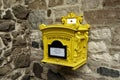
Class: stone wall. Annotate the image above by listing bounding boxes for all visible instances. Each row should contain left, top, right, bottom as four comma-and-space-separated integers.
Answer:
0, 0, 120, 80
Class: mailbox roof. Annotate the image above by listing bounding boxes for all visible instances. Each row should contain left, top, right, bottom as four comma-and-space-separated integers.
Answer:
40, 24, 90, 31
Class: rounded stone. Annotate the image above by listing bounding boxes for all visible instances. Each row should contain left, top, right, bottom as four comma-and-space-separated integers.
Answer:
0, 21, 15, 32
32, 41, 39, 48
47, 9, 51, 17
12, 31, 20, 38
12, 5, 30, 19
13, 36, 27, 47
3, 10, 13, 19
14, 53, 30, 68
47, 69, 66, 80
32, 62, 43, 79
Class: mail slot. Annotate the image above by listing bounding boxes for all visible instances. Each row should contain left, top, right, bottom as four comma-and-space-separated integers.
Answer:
48, 40, 67, 59
39, 13, 90, 70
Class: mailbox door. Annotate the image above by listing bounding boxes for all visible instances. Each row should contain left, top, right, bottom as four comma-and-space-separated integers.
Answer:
42, 29, 75, 66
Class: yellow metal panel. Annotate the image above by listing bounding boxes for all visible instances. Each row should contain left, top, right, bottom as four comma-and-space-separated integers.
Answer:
39, 13, 90, 70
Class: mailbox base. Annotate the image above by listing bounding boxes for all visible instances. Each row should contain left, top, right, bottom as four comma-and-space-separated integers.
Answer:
42, 58, 87, 70
72, 60, 86, 70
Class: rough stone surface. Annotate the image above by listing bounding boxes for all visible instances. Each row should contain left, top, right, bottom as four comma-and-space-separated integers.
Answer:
3, 0, 11, 8
0, 57, 4, 66
97, 77, 109, 80
21, 74, 30, 80
3, 0, 23, 8
0, 65, 12, 76
82, 0, 101, 11
49, 0, 64, 7
0, 1, 2, 8
0, 38, 4, 48
90, 53, 112, 62
47, 69, 66, 80
112, 27, 120, 45
103, 0, 120, 8
0, 1, 32, 79
4, 49, 11, 57
12, 31, 20, 38
79, 74, 98, 80
0, 21, 15, 32
28, 10, 46, 29
87, 57, 109, 73
84, 9, 120, 24
1, 34, 12, 42
25, 0, 29, 5
33, 62, 43, 79
0, 49, 2, 55
12, 5, 30, 19
11, 72, 21, 80
0, 10, 2, 19
88, 41, 107, 54
13, 36, 27, 47
65, 0, 78, 4
90, 28, 111, 41
3, 10, 13, 19
30, 30, 42, 39
28, 0, 47, 9
0, 33, 12, 46
53, 5, 80, 19
113, 54, 120, 62
12, 48, 22, 55
14, 53, 30, 68
17, 21, 31, 36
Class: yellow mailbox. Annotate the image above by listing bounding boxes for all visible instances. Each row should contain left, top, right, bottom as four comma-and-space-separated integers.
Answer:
39, 13, 90, 70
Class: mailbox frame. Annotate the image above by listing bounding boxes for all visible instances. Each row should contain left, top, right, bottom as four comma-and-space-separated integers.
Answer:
39, 13, 90, 70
